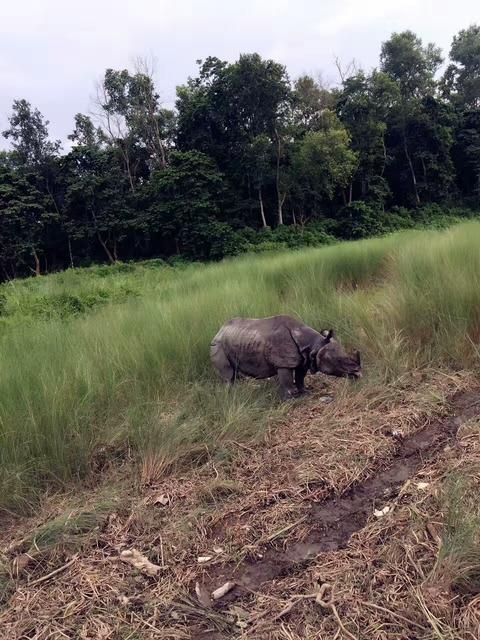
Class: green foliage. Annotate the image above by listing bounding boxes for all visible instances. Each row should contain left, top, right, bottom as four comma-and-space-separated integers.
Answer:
146, 150, 227, 257
380, 30, 443, 98
2, 99, 61, 166
335, 201, 385, 239
292, 124, 358, 202
0, 260, 176, 328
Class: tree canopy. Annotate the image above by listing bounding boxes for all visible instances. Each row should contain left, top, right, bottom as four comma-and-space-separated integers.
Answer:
1, 27, 480, 278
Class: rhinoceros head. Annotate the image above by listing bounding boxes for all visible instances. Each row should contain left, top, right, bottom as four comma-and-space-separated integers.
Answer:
311, 330, 362, 379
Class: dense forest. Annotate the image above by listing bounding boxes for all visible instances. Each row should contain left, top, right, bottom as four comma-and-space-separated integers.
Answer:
0, 26, 479, 278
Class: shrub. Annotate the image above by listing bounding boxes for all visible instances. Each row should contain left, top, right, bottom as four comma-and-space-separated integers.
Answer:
335, 201, 385, 239
248, 240, 288, 253
182, 220, 250, 261
382, 207, 416, 231
270, 224, 335, 248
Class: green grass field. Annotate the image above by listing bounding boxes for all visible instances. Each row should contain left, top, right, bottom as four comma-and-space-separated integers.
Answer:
2, 222, 480, 512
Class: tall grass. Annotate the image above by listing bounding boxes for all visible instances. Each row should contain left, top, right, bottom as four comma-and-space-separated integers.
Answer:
2, 222, 480, 511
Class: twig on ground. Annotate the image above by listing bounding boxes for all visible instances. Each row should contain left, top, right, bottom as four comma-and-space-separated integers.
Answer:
315, 583, 358, 640
27, 555, 78, 587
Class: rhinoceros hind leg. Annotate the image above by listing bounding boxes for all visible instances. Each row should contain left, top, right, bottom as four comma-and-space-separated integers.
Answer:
211, 342, 236, 383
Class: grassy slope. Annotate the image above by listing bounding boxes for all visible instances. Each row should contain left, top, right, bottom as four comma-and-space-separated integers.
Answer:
2, 222, 480, 511
1, 222, 480, 638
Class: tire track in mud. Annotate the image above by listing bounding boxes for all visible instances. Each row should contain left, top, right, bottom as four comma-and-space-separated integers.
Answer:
201, 389, 480, 598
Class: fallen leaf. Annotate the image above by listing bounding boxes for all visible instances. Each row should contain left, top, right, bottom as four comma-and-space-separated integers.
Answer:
197, 556, 213, 564
213, 546, 224, 554
153, 494, 170, 506
13, 553, 33, 575
212, 581, 235, 600
416, 482, 430, 490
195, 582, 213, 608
120, 549, 161, 576
374, 505, 391, 517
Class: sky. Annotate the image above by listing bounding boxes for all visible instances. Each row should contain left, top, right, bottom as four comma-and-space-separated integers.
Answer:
0, 0, 478, 149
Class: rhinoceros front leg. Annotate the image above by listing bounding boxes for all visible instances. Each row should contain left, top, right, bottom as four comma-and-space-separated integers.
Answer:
294, 366, 308, 394
278, 368, 300, 399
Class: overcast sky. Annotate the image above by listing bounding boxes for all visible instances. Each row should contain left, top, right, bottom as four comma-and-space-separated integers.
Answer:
1, 0, 478, 149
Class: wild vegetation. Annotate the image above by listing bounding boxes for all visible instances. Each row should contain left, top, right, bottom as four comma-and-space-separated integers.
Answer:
1, 222, 480, 637
1, 25, 480, 278
1, 221, 480, 512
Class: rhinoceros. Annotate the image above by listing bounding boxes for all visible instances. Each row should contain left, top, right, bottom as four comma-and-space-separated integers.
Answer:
210, 315, 361, 398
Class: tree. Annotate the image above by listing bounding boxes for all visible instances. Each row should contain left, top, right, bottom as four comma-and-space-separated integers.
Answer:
176, 54, 292, 225
443, 26, 480, 199
454, 109, 480, 198
2, 101, 62, 274
62, 146, 134, 263
337, 71, 397, 205
2, 99, 61, 167
442, 25, 480, 108
145, 151, 226, 256
380, 31, 444, 205
380, 31, 442, 99
68, 114, 103, 150
0, 153, 58, 276
94, 65, 172, 192
244, 135, 272, 227
292, 119, 358, 216
292, 75, 334, 134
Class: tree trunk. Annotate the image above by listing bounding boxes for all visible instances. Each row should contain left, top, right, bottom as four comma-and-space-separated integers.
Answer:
258, 187, 267, 228
292, 205, 297, 226
420, 156, 427, 183
97, 234, 116, 264
32, 248, 41, 276
403, 135, 420, 206
348, 182, 353, 204
125, 153, 135, 193
380, 136, 387, 177
275, 127, 284, 225
68, 236, 74, 269
277, 193, 286, 226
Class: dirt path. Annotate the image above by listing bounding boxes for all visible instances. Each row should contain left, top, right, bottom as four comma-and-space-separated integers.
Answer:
201, 389, 480, 599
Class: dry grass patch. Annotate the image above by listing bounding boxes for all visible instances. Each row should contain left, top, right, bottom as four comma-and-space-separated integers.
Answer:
1, 370, 479, 639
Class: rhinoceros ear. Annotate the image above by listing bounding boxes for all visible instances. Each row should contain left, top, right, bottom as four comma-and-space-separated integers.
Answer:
321, 329, 334, 342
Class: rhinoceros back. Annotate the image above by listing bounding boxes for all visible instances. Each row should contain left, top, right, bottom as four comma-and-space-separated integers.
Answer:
212, 317, 278, 379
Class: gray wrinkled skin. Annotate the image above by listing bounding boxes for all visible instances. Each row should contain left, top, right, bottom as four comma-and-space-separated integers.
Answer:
210, 315, 362, 399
